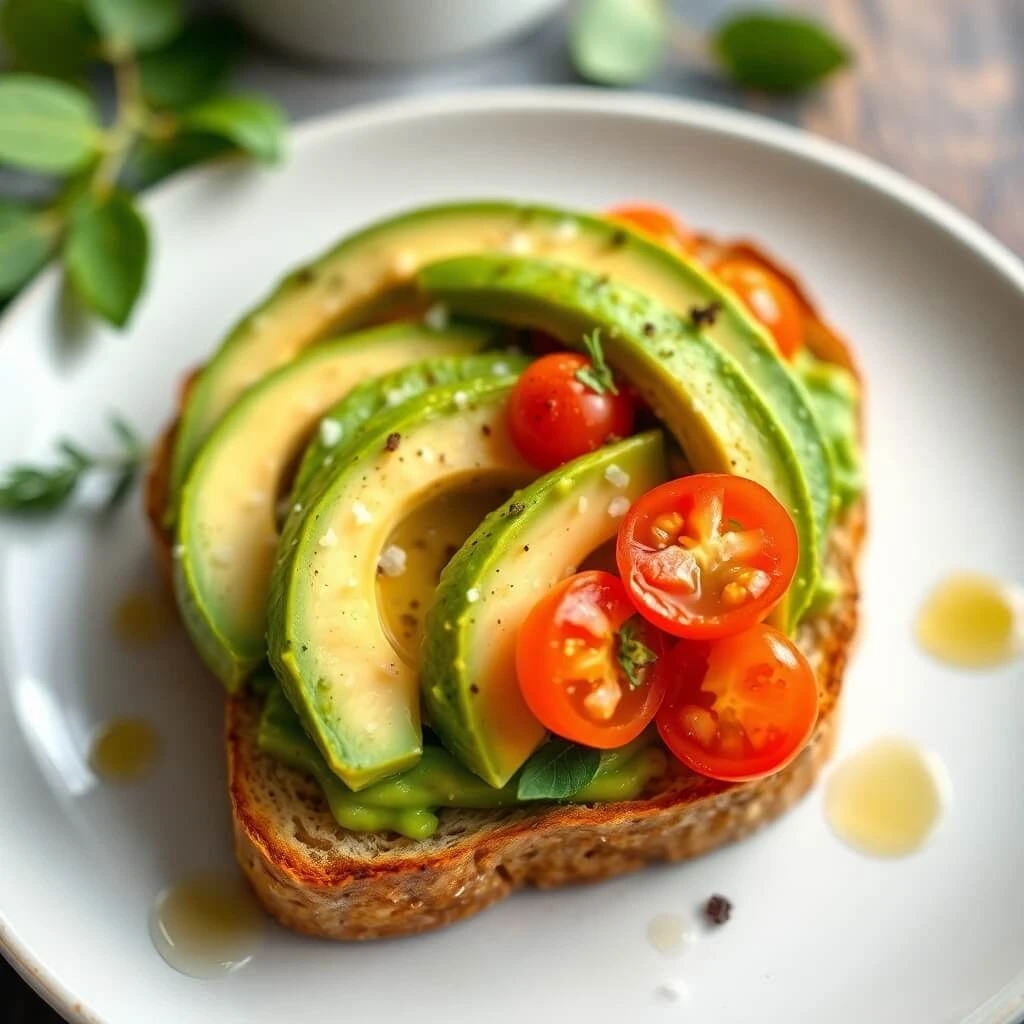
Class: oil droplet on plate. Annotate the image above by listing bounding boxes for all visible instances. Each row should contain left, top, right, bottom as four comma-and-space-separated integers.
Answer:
826, 738, 950, 857
150, 873, 265, 979
113, 591, 174, 646
647, 913, 690, 957
916, 573, 1022, 668
90, 718, 160, 783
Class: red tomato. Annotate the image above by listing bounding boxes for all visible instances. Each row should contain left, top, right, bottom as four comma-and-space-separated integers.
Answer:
616, 474, 798, 640
516, 571, 669, 748
605, 204, 693, 253
507, 353, 635, 471
656, 624, 818, 781
714, 258, 804, 359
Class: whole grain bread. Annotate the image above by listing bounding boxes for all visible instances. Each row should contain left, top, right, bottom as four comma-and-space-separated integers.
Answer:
146, 233, 864, 941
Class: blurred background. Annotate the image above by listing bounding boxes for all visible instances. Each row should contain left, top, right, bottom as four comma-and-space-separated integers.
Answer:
1, 0, 1020, 1018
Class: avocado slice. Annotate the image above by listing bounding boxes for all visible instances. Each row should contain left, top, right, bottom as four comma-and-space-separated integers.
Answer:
174, 321, 496, 690
268, 377, 535, 790
421, 432, 669, 787
168, 201, 830, 543
291, 348, 532, 504
418, 255, 819, 627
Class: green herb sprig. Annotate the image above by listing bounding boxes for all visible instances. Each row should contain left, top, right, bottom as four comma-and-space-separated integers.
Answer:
0, 0, 284, 326
0, 415, 146, 514
575, 328, 620, 396
570, 0, 851, 94
517, 738, 601, 801
615, 615, 659, 690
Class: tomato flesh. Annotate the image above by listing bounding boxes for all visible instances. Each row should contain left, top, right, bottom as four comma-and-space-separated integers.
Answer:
656, 624, 819, 781
507, 352, 635, 471
616, 474, 798, 639
714, 258, 804, 359
605, 204, 693, 253
516, 571, 669, 748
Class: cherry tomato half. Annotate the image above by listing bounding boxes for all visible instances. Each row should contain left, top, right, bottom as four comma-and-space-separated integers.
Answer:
516, 571, 669, 748
616, 474, 798, 640
507, 353, 635, 471
656, 624, 819, 781
605, 204, 694, 253
714, 258, 804, 360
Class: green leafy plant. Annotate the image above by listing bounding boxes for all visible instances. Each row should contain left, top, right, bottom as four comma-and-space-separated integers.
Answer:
0, 415, 146, 513
616, 615, 659, 690
569, 1, 851, 94
0, 0, 283, 326
517, 738, 601, 801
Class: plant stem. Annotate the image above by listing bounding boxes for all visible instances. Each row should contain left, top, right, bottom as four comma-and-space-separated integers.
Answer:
92, 55, 147, 198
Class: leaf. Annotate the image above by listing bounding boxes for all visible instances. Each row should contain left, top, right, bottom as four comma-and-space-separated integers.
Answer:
569, 0, 666, 86
126, 133, 233, 189
615, 615, 659, 690
575, 328, 619, 395
64, 191, 149, 327
0, 73, 101, 174
0, 0, 98, 77
517, 739, 601, 801
713, 13, 851, 94
0, 201, 58, 297
140, 16, 243, 109
180, 95, 285, 163
84, 0, 183, 53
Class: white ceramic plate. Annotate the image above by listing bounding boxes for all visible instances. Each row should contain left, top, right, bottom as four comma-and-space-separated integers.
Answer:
1, 89, 1022, 1024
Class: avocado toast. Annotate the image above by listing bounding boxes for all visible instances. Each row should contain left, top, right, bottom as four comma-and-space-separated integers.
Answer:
148, 201, 865, 940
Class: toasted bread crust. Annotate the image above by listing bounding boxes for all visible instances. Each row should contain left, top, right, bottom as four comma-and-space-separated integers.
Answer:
147, 234, 865, 941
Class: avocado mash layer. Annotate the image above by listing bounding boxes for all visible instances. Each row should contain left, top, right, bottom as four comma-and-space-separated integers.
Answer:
170, 201, 862, 838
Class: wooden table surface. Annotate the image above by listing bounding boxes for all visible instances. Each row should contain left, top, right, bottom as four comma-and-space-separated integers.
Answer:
2, 1, 1021, 1020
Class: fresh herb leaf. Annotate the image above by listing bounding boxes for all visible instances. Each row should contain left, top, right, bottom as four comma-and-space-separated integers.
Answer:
180, 94, 285, 164
713, 13, 851, 94
84, 0, 183, 54
616, 615, 659, 690
575, 328, 619, 396
0, 0, 97, 78
64, 190, 149, 327
126, 133, 232, 189
569, 0, 667, 86
0, 415, 146, 514
517, 739, 601, 801
0, 73, 101, 174
0, 201, 59, 297
139, 16, 242, 110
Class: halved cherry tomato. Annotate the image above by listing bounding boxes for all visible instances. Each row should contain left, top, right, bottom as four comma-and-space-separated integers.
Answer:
605, 204, 694, 253
507, 353, 635, 471
616, 474, 798, 640
516, 570, 669, 748
714, 258, 804, 360
655, 624, 818, 781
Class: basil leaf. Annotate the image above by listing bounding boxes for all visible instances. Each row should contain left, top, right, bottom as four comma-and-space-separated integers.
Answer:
0, 202, 58, 297
0, 74, 101, 174
84, 0, 182, 53
569, 0, 666, 86
180, 95, 285, 164
126, 133, 232, 189
517, 739, 601, 801
140, 16, 243, 109
0, 0, 97, 78
64, 191, 149, 327
713, 13, 851, 94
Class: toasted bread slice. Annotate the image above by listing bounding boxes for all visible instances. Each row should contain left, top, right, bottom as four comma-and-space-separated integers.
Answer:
146, 235, 864, 942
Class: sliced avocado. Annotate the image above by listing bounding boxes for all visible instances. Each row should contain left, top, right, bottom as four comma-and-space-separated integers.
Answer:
267, 377, 535, 790
169, 201, 830, 541
174, 321, 496, 690
258, 679, 666, 839
291, 348, 532, 503
421, 432, 669, 787
419, 255, 819, 627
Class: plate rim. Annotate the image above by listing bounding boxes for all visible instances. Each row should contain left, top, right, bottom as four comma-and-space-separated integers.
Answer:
1, 85, 1022, 1024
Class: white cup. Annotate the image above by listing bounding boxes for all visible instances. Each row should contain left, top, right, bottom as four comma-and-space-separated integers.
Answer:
226, 0, 564, 65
